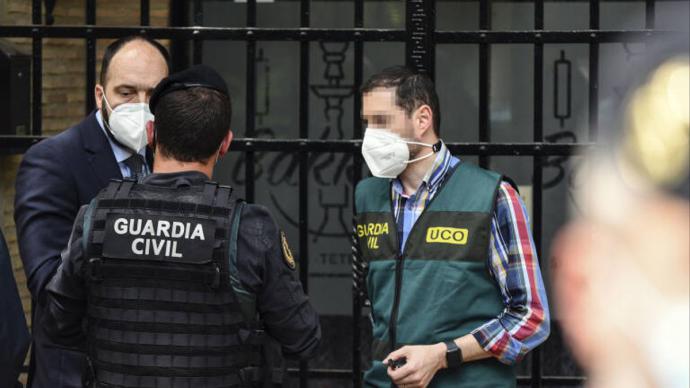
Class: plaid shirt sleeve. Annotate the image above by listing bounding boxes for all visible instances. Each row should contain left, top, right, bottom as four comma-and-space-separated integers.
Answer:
471, 182, 551, 365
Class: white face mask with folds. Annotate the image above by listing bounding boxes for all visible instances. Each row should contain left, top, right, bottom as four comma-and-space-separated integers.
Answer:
102, 92, 154, 153
361, 128, 439, 178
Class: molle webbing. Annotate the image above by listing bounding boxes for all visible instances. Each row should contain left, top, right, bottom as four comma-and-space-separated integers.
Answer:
84, 180, 262, 387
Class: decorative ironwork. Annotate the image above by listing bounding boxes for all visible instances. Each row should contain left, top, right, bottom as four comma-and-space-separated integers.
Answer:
406, 0, 435, 77
553, 50, 572, 128
0, 1, 673, 386
270, 42, 355, 242
44, 0, 57, 25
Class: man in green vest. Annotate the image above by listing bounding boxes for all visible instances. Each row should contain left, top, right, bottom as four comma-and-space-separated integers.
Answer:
353, 66, 550, 388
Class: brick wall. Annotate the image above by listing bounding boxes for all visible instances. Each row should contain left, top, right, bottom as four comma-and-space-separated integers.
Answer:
0, 0, 170, 381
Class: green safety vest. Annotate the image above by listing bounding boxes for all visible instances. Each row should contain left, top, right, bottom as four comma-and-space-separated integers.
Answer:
354, 161, 516, 388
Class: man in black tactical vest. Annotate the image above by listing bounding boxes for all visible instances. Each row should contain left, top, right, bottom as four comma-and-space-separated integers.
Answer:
42, 64, 321, 388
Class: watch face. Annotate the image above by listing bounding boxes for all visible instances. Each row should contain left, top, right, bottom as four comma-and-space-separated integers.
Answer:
445, 351, 458, 368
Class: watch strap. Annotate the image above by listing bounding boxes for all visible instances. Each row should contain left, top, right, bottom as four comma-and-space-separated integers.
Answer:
444, 340, 463, 368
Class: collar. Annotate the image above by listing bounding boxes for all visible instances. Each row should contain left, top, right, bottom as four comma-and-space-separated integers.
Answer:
140, 171, 211, 187
96, 109, 147, 163
392, 141, 452, 197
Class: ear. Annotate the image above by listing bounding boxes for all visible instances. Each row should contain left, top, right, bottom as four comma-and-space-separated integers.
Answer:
413, 104, 433, 138
218, 130, 234, 158
146, 120, 155, 147
95, 84, 104, 110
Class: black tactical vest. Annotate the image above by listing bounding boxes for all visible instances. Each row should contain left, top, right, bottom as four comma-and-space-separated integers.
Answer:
83, 179, 264, 388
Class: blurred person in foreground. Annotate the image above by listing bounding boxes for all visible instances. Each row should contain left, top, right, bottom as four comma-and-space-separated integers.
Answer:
552, 38, 689, 388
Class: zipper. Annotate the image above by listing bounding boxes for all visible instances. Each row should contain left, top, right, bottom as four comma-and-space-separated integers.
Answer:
389, 252, 403, 349
387, 163, 461, 352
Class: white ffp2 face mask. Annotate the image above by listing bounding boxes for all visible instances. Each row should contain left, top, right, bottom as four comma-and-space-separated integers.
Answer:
361, 128, 439, 178
102, 93, 153, 153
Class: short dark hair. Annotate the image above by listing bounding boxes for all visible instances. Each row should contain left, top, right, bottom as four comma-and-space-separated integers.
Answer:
361, 66, 441, 135
99, 36, 171, 85
154, 87, 232, 163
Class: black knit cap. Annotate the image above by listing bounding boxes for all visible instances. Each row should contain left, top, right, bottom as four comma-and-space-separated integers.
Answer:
149, 64, 229, 114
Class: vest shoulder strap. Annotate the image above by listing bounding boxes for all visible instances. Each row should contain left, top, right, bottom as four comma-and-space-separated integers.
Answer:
100, 178, 136, 200
81, 198, 99, 255
202, 180, 234, 208
228, 199, 245, 294
227, 199, 258, 322
430, 162, 503, 214
355, 177, 391, 214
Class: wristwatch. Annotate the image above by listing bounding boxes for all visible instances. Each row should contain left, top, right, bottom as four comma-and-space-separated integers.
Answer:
444, 340, 463, 369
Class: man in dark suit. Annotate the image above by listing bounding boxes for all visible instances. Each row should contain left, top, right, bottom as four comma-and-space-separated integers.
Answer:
0, 228, 30, 388
13, 35, 169, 388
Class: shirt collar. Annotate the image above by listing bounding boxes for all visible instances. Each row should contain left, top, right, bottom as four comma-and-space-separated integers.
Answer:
392, 141, 452, 197
423, 141, 452, 190
96, 109, 147, 163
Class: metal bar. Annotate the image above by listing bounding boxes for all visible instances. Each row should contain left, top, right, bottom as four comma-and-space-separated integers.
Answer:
244, 0, 257, 203
1, 26, 675, 42
168, 0, 190, 72
588, 0, 599, 141
353, 0, 364, 385
298, 0, 309, 386
478, 0, 491, 168
435, 30, 662, 43
31, 0, 42, 135
247, 0, 257, 27
0, 136, 44, 155
645, 0, 655, 29
225, 139, 593, 155
140, 0, 150, 26
0, 26, 405, 40
192, 0, 203, 64
405, 0, 436, 77
0, 135, 596, 155
85, 0, 97, 115
531, 0, 544, 386
298, 0, 310, 289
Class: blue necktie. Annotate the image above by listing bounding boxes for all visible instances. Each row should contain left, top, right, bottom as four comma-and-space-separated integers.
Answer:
123, 154, 146, 181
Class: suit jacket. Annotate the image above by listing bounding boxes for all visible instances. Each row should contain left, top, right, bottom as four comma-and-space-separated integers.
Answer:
0, 229, 30, 388
14, 111, 150, 388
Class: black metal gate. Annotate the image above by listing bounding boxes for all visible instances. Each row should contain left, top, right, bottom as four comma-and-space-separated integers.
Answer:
0, 0, 684, 386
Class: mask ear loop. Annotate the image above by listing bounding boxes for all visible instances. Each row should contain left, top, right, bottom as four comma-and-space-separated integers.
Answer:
100, 94, 115, 134
403, 140, 443, 164
100, 87, 115, 113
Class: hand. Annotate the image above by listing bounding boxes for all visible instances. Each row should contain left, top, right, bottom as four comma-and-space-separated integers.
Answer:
385, 343, 447, 388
